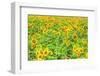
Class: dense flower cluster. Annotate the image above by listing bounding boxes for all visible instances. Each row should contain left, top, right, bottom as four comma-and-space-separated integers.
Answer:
28, 15, 88, 60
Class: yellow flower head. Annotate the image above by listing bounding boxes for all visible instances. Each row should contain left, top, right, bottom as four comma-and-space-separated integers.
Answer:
35, 49, 44, 60
31, 35, 37, 43
45, 24, 53, 28
35, 47, 51, 60
43, 47, 49, 57
73, 44, 84, 57
32, 43, 36, 48
73, 46, 79, 53
79, 48, 84, 54
73, 33, 78, 41
31, 37, 37, 48
36, 53, 44, 60
62, 26, 70, 32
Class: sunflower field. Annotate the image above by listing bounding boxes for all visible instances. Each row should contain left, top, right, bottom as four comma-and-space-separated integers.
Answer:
28, 15, 88, 61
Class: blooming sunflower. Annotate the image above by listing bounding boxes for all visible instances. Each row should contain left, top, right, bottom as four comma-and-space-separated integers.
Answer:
35, 50, 44, 60
36, 53, 44, 60
62, 26, 70, 33
45, 23, 53, 29
73, 44, 84, 57
31, 37, 37, 48
73, 32, 78, 41
43, 47, 50, 57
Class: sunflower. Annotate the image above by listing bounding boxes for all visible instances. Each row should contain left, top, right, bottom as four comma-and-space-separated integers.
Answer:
36, 53, 44, 60
79, 48, 84, 54
73, 46, 79, 53
62, 26, 70, 33
32, 43, 36, 48
73, 45, 84, 57
35, 47, 52, 60
73, 32, 78, 41
35, 50, 44, 60
31, 37, 37, 48
62, 26, 73, 36
45, 23, 53, 28
74, 49, 81, 57
43, 47, 49, 57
